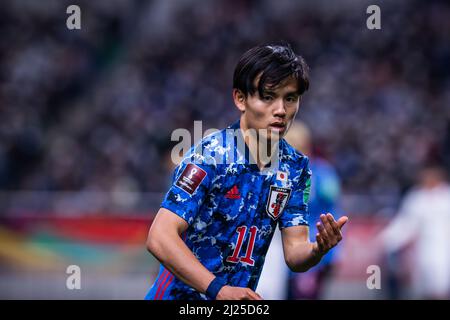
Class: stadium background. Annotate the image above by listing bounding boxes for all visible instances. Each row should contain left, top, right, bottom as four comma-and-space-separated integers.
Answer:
0, 0, 449, 299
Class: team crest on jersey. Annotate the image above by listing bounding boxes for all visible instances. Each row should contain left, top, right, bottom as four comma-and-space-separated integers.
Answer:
266, 186, 291, 220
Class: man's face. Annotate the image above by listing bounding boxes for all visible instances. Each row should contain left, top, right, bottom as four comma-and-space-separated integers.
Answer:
235, 75, 301, 141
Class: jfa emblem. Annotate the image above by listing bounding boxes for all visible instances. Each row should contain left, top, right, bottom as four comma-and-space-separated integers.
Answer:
266, 186, 291, 220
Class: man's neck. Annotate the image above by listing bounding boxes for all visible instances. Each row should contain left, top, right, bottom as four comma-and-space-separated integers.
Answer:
239, 118, 279, 171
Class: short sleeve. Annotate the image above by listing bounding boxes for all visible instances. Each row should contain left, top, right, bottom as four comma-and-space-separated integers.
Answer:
278, 158, 312, 229
160, 151, 217, 225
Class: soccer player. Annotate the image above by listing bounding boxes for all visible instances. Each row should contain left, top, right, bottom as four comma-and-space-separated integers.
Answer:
145, 42, 348, 300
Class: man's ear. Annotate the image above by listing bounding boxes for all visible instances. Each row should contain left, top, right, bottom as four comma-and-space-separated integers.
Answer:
233, 89, 246, 112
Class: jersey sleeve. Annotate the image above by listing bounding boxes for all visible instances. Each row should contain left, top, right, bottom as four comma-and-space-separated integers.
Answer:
160, 150, 217, 225
278, 157, 312, 229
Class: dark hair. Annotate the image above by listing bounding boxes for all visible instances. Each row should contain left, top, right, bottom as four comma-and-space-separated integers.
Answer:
233, 42, 310, 97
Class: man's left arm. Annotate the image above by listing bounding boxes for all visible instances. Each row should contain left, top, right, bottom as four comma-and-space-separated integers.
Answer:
281, 213, 348, 272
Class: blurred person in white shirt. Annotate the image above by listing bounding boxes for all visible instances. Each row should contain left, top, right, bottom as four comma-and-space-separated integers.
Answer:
379, 164, 450, 299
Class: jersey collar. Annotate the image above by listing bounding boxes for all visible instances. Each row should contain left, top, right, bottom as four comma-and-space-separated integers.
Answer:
228, 120, 284, 172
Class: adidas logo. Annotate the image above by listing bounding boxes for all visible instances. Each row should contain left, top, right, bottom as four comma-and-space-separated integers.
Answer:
225, 185, 241, 199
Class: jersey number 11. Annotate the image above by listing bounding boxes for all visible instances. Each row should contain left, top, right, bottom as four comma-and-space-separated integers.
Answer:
226, 225, 258, 266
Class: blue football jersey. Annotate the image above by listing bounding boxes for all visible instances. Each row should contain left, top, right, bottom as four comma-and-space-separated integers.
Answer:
145, 120, 312, 300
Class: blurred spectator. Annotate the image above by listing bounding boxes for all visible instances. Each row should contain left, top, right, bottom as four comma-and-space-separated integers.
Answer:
0, 0, 449, 301
0, 0, 449, 209
378, 164, 450, 299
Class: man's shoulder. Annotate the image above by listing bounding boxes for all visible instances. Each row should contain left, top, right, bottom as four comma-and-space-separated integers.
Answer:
194, 128, 227, 149
181, 126, 234, 169
281, 138, 309, 169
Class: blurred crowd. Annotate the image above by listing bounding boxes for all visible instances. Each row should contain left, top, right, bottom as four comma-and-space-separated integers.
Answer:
0, 0, 449, 203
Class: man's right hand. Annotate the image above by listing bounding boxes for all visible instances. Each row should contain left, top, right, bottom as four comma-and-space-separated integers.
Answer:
216, 286, 263, 300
